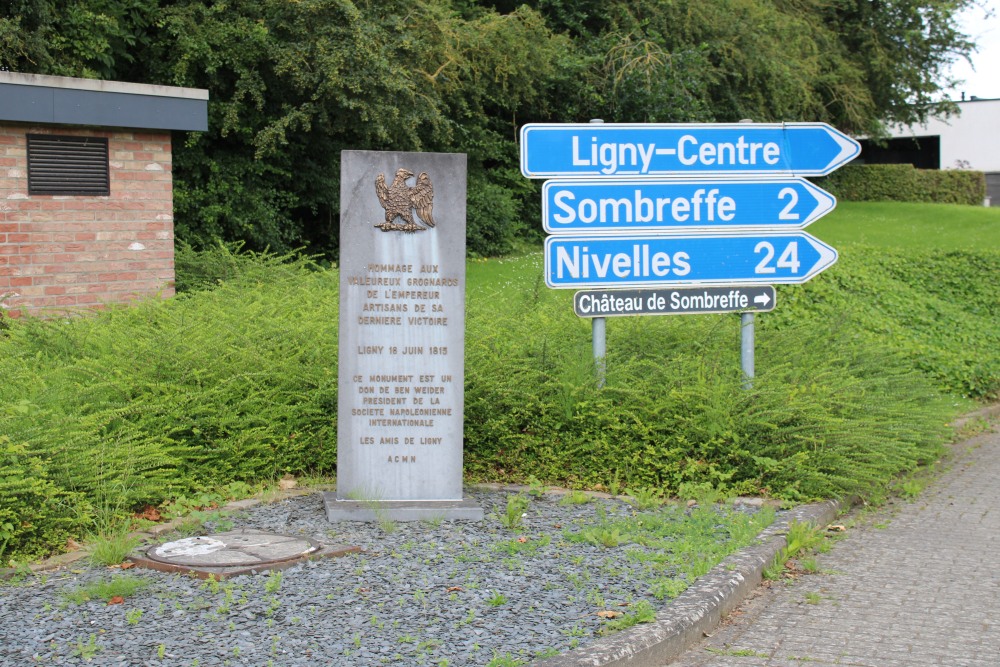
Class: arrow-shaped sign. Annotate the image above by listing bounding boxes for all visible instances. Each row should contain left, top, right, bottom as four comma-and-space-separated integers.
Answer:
544, 232, 837, 289
542, 178, 835, 234
521, 122, 860, 178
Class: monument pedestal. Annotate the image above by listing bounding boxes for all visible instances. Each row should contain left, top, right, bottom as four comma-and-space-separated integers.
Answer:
335, 150, 480, 523
323, 494, 484, 522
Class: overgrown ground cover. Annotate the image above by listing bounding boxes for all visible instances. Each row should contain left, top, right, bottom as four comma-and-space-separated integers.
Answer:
1, 203, 998, 564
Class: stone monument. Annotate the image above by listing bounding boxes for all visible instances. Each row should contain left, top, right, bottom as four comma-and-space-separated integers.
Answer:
325, 150, 482, 521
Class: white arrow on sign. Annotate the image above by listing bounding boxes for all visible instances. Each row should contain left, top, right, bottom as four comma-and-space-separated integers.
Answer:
753, 293, 771, 307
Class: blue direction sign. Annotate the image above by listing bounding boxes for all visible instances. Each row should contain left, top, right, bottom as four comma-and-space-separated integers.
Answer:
543, 178, 835, 234
521, 122, 861, 178
544, 232, 837, 289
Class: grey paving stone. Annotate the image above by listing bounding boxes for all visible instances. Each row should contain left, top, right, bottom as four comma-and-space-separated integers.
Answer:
667, 425, 1000, 667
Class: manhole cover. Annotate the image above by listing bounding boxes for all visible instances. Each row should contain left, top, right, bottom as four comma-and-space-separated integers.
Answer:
130, 529, 360, 579
147, 530, 320, 567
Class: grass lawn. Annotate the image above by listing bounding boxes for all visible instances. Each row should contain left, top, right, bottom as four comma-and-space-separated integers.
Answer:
811, 200, 1000, 250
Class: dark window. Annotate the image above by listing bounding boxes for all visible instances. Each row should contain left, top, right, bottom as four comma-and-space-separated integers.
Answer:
27, 134, 110, 196
856, 136, 941, 170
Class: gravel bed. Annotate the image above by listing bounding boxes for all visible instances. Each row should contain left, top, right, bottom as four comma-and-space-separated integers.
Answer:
0, 490, 772, 666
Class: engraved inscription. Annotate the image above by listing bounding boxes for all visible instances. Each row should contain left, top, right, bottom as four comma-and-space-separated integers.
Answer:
345, 261, 459, 458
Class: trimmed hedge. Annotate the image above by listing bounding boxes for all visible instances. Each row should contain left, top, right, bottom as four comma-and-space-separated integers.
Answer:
816, 164, 985, 205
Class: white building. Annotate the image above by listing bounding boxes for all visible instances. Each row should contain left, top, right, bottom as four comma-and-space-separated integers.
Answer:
859, 97, 1000, 205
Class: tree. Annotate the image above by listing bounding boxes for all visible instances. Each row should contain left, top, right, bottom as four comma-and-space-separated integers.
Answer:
0, 0, 978, 256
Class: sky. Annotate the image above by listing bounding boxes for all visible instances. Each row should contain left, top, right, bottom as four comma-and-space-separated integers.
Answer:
944, 0, 1000, 100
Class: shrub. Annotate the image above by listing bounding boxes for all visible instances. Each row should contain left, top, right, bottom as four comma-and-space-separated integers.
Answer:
0, 437, 87, 564
816, 164, 985, 205
1, 239, 994, 561
0, 259, 341, 563
766, 244, 1000, 400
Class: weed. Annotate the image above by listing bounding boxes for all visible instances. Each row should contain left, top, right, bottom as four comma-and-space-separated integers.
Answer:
765, 520, 826, 580
677, 482, 725, 506
650, 577, 687, 600
763, 556, 788, 581
486, 652, 526, 667
88, 529, 141, 567
559, 490, 592, 506
487, 591, 508, 606
625, 486, 664, 510
599, 600, 655, 634
785, 521, 824, 555
413, 589, 427, 608
378, 515, 398, 534
526, 475, 548, 498
264, 570, 282, 594
201, 574, 222, 595
499, 494, 529, 530
898, 476, 930, 499
800, 557, 819, 574
585, 588, 605, 607
125, 608, 143, 625
584, 526, 623, 548
494, 534, 551, 556
72, 634, 100, 660
804, 591, 822, 604
172, 518, 205, 538
417, 639, 442, 652
62, 576, 151, 604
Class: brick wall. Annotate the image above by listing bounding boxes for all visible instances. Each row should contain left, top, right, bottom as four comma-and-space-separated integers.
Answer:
0, 124, 175, 318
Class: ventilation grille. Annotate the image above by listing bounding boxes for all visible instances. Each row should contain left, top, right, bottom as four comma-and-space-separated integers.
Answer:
27, 135, 110, 196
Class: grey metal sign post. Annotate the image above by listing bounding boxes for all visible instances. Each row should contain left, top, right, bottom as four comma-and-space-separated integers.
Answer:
588, 119, 607, 388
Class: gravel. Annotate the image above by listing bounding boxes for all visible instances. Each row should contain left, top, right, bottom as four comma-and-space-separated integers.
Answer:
0, 490, 772, 666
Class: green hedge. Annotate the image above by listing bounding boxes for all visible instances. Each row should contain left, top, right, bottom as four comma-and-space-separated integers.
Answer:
816, 164, 985, 205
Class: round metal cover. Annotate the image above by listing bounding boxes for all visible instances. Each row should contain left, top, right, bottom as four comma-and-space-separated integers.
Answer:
146, 529, 320, 568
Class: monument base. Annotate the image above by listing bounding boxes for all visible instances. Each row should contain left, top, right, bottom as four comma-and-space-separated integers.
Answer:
323, 493, 484, 522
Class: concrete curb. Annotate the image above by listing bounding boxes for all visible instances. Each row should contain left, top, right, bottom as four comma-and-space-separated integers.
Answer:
533, 499, 842, 667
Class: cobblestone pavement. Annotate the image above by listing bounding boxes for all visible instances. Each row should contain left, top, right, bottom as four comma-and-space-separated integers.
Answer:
667, 425, 1000, 667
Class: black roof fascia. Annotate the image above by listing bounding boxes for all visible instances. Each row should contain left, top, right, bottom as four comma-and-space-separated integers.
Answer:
0, 77, 208, 132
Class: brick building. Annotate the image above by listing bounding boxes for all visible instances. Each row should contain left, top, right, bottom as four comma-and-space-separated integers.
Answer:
0, 72, 207, 318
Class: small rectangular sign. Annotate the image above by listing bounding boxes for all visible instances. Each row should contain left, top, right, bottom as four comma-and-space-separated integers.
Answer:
573, 286, 776, 317
521, 122, 861, 178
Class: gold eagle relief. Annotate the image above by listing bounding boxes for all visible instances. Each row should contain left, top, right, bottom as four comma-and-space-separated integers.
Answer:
374, 168, 435, 233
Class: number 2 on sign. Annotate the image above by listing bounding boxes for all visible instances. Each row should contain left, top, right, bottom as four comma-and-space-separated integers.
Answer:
755, 241, 800, 274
